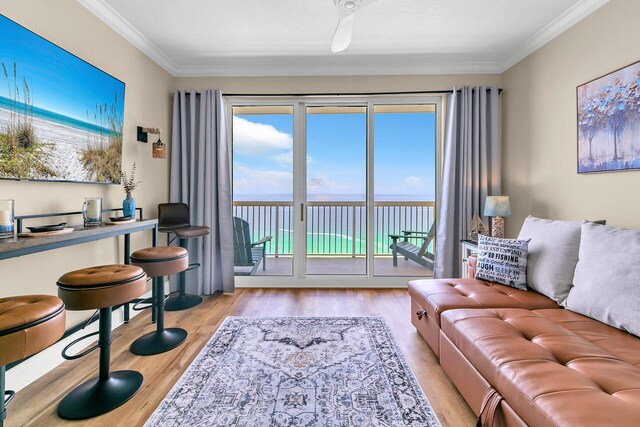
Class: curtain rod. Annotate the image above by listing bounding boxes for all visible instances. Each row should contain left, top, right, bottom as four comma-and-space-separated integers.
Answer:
221, 88, 502, 97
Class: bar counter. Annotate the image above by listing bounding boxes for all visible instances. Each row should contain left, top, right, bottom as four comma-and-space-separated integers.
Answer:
0, 220, 158, 261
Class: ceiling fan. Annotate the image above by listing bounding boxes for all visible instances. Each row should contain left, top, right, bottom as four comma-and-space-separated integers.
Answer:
331, 0, 380, 53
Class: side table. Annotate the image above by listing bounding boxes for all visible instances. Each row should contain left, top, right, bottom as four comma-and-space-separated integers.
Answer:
460, 239, 479, 278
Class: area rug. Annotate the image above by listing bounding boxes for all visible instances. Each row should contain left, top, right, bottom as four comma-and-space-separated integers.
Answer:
145, 317, 440, 427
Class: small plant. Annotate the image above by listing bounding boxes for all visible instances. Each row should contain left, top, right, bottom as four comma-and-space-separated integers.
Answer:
120, 162, 141, 197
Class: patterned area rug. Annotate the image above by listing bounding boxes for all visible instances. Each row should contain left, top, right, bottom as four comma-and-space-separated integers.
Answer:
146, 317, 440, 427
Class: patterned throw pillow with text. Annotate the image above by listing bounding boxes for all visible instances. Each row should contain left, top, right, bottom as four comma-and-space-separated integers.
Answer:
475, 235, 529, 290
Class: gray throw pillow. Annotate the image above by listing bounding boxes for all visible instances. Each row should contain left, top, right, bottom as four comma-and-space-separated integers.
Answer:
475, 235, 529, 290
517, 216, 606, 305
517, 216, 583, 305
566, 222, 640, 337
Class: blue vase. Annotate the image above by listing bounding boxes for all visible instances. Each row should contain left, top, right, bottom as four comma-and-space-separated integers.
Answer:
123, 195, 136, 218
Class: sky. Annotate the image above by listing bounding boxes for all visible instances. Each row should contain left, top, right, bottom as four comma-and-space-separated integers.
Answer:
0, 15, 125, 123
232, 109, 436, 201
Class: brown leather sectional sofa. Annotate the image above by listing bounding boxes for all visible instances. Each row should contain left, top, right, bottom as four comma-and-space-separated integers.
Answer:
409, 258, 640, 427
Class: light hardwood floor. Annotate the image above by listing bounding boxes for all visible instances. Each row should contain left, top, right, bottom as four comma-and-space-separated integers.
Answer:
8, 289, 475, 427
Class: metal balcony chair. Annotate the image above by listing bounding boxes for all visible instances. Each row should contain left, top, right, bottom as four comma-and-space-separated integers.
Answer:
158, 203, 210, 311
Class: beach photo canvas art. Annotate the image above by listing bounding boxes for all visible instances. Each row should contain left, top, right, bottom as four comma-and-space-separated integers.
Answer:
0, 15, 125, 183
577, 60, 640, 173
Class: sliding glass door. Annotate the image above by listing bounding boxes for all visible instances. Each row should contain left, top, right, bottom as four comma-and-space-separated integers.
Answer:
230, 98, 439, 280
373, 104, 437, 276
305, 106, 367, 275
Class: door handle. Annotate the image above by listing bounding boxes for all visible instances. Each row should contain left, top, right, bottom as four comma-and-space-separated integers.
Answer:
300, 203, 304, 221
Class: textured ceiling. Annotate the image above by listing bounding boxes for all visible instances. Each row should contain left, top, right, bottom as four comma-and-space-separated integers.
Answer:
84, 0, 608, 75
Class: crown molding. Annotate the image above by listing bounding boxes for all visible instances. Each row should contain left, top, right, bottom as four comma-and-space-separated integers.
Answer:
500, 0, 609, 72
78, 0, 609, 78
171, 58, 503, 77
76, 0, 178, 75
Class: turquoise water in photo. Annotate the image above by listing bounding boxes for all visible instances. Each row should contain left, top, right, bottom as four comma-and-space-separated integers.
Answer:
0, 96, 113, 136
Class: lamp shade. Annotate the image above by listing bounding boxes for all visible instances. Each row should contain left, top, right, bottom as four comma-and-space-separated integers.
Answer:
484, 196, 511, 217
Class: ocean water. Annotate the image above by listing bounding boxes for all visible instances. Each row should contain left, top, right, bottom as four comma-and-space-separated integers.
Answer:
249, 226, 434, 257
0, 96, 116, 136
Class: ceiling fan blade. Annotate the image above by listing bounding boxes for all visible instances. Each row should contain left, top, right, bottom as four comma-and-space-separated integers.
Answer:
331, 14, 354, 53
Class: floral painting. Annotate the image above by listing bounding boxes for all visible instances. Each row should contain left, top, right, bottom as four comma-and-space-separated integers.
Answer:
0, 15, 125, 184
577, 60, 640, 173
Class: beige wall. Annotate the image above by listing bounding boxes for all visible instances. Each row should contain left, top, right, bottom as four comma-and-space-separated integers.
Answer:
174, 74, 501, 94
502, 0, 640, 236
0, 0, 174, 327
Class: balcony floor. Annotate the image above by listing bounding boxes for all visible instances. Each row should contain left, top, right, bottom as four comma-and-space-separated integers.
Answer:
237, 256, 433, 277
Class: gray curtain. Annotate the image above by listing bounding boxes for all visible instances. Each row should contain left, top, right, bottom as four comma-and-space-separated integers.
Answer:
434, 86, 501, 278
170, 89, 235, 294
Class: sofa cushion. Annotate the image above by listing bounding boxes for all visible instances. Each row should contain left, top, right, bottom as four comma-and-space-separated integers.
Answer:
517, 216, 584, 305
408, 278, 558, 326
475, 235, 529, 290
567, 222, 640, 337
441, 308, 640, 427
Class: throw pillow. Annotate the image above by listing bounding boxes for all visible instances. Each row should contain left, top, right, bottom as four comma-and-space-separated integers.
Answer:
517, 216, 606, 305
566, 222, 640, 337
475, 235, 529, 290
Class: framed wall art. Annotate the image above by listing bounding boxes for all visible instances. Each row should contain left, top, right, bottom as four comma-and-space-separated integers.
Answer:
0, 14, 125, 184
577, 60, 640, 174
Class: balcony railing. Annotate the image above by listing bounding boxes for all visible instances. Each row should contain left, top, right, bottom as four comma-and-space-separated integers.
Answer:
233, 200, 435, 257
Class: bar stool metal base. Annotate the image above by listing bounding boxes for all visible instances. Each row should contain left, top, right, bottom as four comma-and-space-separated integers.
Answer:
164, 294, 202, 311
57, 371, 143, 420
130, 328, 187, 355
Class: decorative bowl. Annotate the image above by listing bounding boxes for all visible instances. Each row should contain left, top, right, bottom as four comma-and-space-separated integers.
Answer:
26, 223, 66, 233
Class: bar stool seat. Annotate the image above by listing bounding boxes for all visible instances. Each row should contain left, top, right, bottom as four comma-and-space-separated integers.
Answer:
56, 265, 146, 420
158, 203, 209, 311
0, 296, 66, 366
0, 296, 65, 426
130, 246, 188, 277
130, 247, 189, 356
57, 265, 147, 310
159, 225, 210, 238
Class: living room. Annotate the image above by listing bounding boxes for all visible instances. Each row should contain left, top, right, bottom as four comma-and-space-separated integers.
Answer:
0, 0, 638, 426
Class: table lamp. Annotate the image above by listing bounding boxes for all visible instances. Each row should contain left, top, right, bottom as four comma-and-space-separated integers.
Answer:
484, 196, 511, 238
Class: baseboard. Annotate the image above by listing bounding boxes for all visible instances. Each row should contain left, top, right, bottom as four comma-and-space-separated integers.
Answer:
234, 276, 424, 288
235, 283, 409, 289
5, 287, 156, 393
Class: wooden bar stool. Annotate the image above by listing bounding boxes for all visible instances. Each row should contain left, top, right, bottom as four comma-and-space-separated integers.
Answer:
56, 265, 146, 420
158, 203, 210, 311
130, 246, 189, 355
0, 296, 65, 427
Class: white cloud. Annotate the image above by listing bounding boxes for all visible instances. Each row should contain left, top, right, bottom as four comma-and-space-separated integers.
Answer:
273, 150, 293, 164
233, 116, 292, 157
272, 152, 314, 165
402, 176, 425, 190
234, 164, 293, 194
